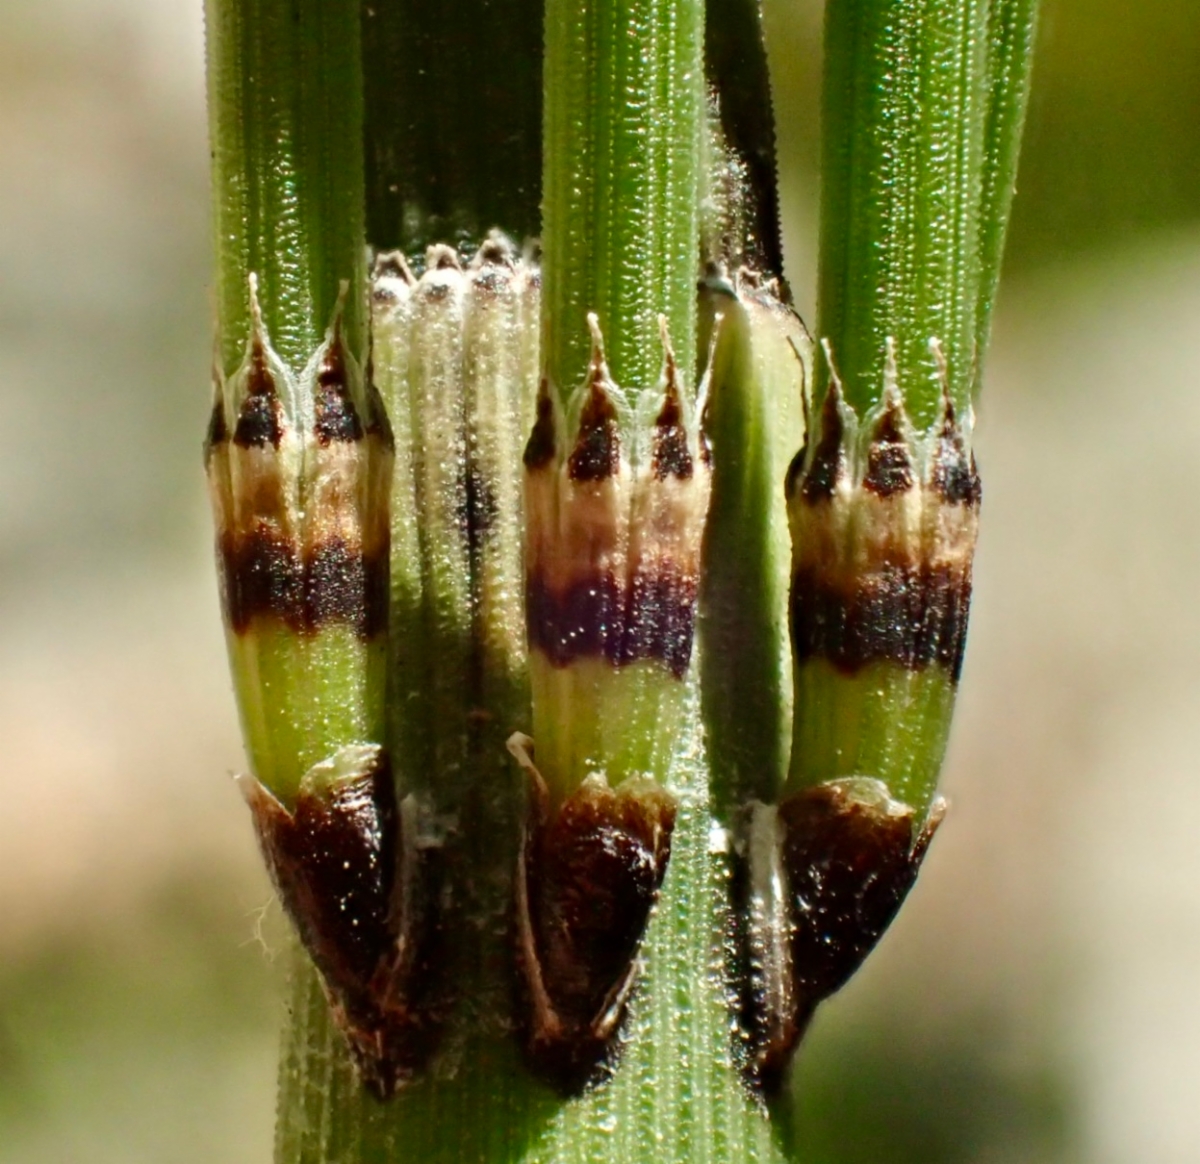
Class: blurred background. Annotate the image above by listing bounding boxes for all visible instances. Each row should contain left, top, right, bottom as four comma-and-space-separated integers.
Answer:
0, 0, 1197, 1160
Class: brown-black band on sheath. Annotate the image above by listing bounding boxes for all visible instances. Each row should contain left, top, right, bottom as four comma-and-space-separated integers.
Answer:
786, 376, 981, 682
790, 563, 973, 681
523, 329, 707, 680
525, 571, 698, 678
219, 530, 389, 639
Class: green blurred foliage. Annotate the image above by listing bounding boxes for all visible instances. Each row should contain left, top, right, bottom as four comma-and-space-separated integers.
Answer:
782, 1011, 1072, 1164
1011, 0, 1200, 265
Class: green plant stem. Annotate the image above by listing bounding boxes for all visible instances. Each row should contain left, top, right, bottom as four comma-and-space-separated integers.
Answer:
205, 0, 365, 375
974, 0, 1038, 388
817, 0, 990, 424
205, 0, 373, 804
699, 287, 807, 812
792, 0, 1036, 811
541, 0, 704, 394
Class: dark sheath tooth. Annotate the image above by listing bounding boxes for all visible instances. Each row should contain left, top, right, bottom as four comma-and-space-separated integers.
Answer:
567, 324, 622, 482
510, 735, 676, 1095
929, 389, 982, 506
524, 380, 559, 470
205, 370, 229, 462
799, 377, 847, 504
233, 338, 285, 449
862, 389, 914, 497
651, 330, 693, 482
314, 325, 365, 445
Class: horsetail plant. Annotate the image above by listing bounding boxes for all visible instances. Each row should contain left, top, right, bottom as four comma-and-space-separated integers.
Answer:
202, 0, 1036, 1157
731, 0, 1038, 1096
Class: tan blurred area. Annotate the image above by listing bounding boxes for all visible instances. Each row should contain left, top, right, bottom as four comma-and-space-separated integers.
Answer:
2, 0, 1199, 1161
0, 1, 275, 1160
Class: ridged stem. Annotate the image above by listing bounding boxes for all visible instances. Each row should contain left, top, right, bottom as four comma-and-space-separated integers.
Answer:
205, 0, 365, 376
541, 0, 705, 395
817, 0, 990, 424
974, 0, 1038, 389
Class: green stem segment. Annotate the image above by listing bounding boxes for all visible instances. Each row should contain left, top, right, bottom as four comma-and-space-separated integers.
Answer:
205, 0, 366, 375
975, 0, 1039, 390
699, 282, 808, 813
205, 0, 374, 800
818, 0, 989, 425
759, 0, 1032, 1086
798, 0, 1035, 811
541, 0, 705, 395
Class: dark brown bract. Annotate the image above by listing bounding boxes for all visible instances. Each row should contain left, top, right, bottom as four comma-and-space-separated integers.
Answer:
510, 735, 677, 1094
735, 779, 944, 1096
241, 747, 444, 1099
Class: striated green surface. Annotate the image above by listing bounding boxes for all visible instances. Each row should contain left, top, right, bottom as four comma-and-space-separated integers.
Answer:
974, 0, 1039, 391
787, 660, 957, 814
819, 0, 1000, 424
229, 625, 386, 804
205, 0, 365, 375
530, 657, 692, 799
541, 0, 705, 396
205, 0, 375, 808
362, 0, 543, 253
804, 0, 1037, 816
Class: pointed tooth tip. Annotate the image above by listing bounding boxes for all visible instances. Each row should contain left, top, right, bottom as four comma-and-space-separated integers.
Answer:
246, 273, 270, 362
584, 314, 615, 391
874, 367, 908, 433
326, 281, 350, 344
883, 335, 901, 398
928, 336, 955, 420
247, 272, 263, 324
319, 327, 349, 384
819, 338, 846, 399
657, 316, 681, 400
936, 370, 959, 435
586, 312, 606, 358
657, 313, 674, 356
